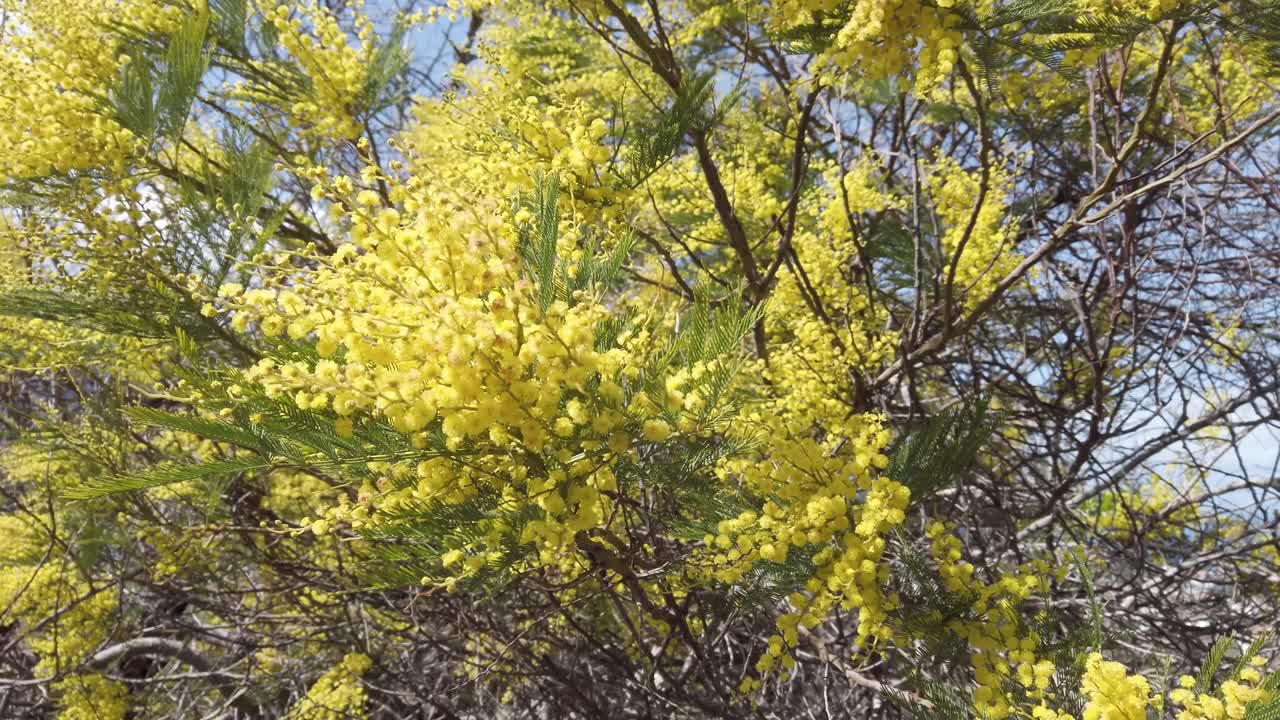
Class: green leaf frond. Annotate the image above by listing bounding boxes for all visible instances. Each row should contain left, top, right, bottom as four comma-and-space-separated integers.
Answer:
886, 397, 1001, 499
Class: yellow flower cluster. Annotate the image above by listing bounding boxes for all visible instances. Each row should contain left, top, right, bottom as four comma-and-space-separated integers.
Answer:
135, 522, 229, 580
287, 652, 374, 720
1078, 653, 1161, 720
759, 155, 905, 430
640, 113, 792, 258
430, 0, 651, 127
0, 0, 182, 180
928, 522, 1064, 718
0, 559, 119, 675
1177, 42, 1269, 137
1030, 650, 1273, 720
765, 246, 897, 400
1087, 473, 1200, 545
708, 407, 905, 677
0, 182, 182, 381
665, 146, 920, 678
54, 674, 130, 720
0, 461, 120, 674
1169, 657, 1270, 720
407, 94, 622, 222
251, 2, 382, 140
404, 2, 689, 240
928, 156, 1021, 310
1077, 0, 1183, 20
213, 161, 675, 586
818, 155, 908, 234
766, 0, 968, 92
261, 468, 340, 521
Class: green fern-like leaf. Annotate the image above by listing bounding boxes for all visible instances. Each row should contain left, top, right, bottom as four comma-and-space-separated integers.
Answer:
618, 72, 714, 188
156, 11, 210, 137
124, 407, 291, 459
1229, 631, 1274, 681
886, 397, 999, 499
359, 18, 412, 116
0, 289, 216, 341
1245, 695, 1280, 720
1198, 633, 1236, 691
516, 174, 561, 311
1069, 547, 1104, 652
910, 680, 974, 720
210, 0, 248, 51
63, 457, 271, 500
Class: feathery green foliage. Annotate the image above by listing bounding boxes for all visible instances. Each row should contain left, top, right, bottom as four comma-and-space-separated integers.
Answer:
110, 12, 211, 140
885, 398, 1000, 499
619, 72, 715, 188
63, 456, 270, 499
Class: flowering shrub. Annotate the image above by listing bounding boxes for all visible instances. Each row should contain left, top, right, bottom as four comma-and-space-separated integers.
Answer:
1, 0, 1278, 717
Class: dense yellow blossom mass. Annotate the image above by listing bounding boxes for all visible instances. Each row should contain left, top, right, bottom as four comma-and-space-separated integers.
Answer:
287, 653, 374, 720
0, 0, 183, 180
0, 0, 1277, 717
